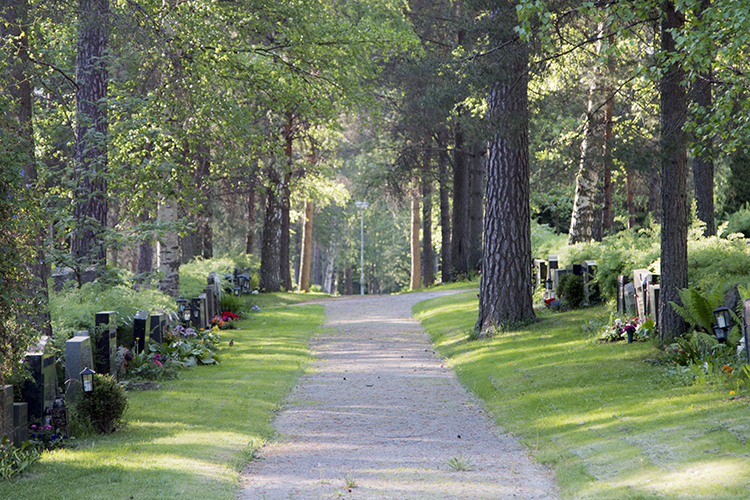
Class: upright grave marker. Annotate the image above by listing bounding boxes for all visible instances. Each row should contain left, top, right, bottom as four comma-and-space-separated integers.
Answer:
23, 335, 57, 422
150, 313, 168, 344
132, 311, 151, 353
95, 311, 118, 376
65, 332, 93, 402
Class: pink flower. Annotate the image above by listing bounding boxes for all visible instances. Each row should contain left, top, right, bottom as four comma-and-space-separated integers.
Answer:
154, 360, 163, 367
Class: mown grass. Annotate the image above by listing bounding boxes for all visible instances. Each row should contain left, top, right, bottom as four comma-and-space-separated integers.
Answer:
1, 296, 325, 500
414, 291, 750, 500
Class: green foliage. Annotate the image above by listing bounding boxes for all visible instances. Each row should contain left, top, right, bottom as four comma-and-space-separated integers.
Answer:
74, 374, 128, 434
557, 273, 584, 309
446, 454, 475, 472
670, 285, 724, 333
149, 326, 222, 367
720, 204, 750, 238
123, 350, 181, 382
49, 282, 175, 351
179, 255, 257, 298
219, 293, 246, 316
0, 438, 41, 481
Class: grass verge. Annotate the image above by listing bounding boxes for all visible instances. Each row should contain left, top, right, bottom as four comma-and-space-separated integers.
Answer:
414, 291, 750, 500
1, 299, 325, 500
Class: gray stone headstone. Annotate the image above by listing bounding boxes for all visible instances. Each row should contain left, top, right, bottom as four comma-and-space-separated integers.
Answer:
132, 311, 151, 353
548, 255, 558, 271
199, 293, 208, 330
617, 275, 630, 314
23, 335, 57, 422
633, 269, 651, 319
65, 334, 93, 402
582, 260, 598, 304
13, 402, 27, 447
552, 268, 570, 293
1, 385, 12, 442
624, 282, 636, 316
190, 298, 202, 329
95, 311, 118, 376
648, 284, 660, 326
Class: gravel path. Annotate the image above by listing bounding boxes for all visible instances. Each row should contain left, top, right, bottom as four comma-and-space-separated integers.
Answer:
238, 291, 560, 500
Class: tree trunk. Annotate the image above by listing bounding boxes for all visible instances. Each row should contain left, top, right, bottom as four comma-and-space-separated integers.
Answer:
298, 200, 313, 292
136, 210, 153, 278
280, 174, 292, 290
438, 134, 452, 283
197, 144, 213, 259
468, 142, 484, 271
452, 124, 469, 277
245, 185, 256, 254
602, 29, 615, 235
659, 2, 689, 341
411, 191, 422, 290
422, 180, 434, 287
692, 0, 715, 237
259, 179, 282, 292
72, 0, 109, 278
476, 38, 535, 333
157, 198, 180, 297
344, 266, 352, 295
648, 169, 661, 223
626, 170, 636, 229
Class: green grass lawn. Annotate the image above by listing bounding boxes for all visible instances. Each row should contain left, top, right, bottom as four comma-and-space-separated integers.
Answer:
414, 291, 750, 500
1, 296, 324, 500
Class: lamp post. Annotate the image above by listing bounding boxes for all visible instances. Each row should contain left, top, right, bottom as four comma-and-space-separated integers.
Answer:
355, 201, 369, 296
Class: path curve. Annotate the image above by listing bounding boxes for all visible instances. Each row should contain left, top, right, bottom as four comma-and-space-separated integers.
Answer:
238, 291, 560, 499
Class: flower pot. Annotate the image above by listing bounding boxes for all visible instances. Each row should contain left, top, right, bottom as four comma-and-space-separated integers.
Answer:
627, 331, 634, 343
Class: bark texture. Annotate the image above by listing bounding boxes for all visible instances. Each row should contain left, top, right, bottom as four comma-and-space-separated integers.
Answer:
476, 40, 535, 332
157, 198, 180, 297
468, 143, 484, 271
72, 0, 109, 276
422, 180, 434, 287
438, 135, 452, 284
451, 125, 469, 277
260, 178, 282, 292
298, 201, 313, 292
245, 185, 256, 254
659, 2, 689, 341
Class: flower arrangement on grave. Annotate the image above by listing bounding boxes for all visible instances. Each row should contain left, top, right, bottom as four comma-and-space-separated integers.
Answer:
149, 325, 222, 367
603, 317, 655, 342
28, 424, 67, 451
211, 311, 240, 330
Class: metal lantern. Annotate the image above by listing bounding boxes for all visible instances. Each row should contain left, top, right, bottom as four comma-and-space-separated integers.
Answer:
713, 306, 732, 343
177, 296, 190, 324
191, 297, 201, 327
80, 366, 95, 393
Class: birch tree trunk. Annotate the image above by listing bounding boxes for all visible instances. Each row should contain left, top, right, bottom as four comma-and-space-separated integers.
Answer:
259, 179, 282, 292
475, 36, 534, 332
298, 201, 313, 292
157, 198, 180, 297
410, 192, 421, 290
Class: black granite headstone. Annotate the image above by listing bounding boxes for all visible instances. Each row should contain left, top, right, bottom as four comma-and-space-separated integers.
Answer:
150, 313, 168, 344
23, 336, 57, 422
132, 311, 151, 353
94, 311, 118, 375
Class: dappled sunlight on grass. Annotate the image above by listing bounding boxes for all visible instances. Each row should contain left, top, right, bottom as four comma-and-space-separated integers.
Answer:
415, 294, 750, 500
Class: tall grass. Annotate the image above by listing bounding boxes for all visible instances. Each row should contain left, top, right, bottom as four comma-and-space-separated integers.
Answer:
415, 292, 750, 500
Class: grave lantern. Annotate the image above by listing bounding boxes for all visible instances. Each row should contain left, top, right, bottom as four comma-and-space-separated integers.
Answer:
191, 297, 202, 328
80, 367, 95, 393
177, 296, 190, 323
713, 306, 732, 343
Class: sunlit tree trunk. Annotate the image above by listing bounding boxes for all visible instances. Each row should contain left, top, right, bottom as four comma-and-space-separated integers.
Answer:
157, 198, 180, 297
422, 179, 434, 287
260, 173, 282, 292
298, 201, 313, 292
438, 133, 452, 283
410, 191, 421, 290
476, 35, 534, 333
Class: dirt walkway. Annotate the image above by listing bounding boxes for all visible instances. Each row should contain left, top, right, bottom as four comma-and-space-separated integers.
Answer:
237, 291, 560, 500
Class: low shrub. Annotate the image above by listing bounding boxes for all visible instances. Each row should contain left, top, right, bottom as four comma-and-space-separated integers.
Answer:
149, 325, 222, 367
124, 350, 181, 381
75, 374, 128, 434
0, 438, 41, 481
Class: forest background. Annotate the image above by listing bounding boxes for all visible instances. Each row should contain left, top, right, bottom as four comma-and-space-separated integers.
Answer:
3, 0, 750, 384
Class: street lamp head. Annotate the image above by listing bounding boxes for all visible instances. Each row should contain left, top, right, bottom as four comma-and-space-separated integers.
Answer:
355, 201, 369, 209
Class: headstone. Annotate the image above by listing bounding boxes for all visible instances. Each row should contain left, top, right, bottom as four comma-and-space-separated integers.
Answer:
624, 282, 636, 316
648, 284, 661, 326
94, 311, 118, 376
633, 269, 655, 319
617, 275, 630, 313
548, 255, 558, 272
198, 294, 208, 330
51, 266, 98, 292
571, 264, 583, 276
552, 268, 570, 293
13, 402, 27, 447
190, 298, 202, 329
582, 260, 599, 304
51, 397, 69, 437
65, 333, 93, 402
203, 287, 215, 322
150, 313, 168, 344
132, 311, 151, 353
1, 385, 12, 442
743, 299, 750, 364
23, 335, 57, 422
533, 259, 547, 288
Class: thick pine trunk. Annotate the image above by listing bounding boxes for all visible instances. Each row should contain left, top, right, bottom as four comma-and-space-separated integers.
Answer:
422, 180, 434, 287
245, 185, 256, 254
157, 198, 180, 297
410, 192, 421, 290
259, 179, 282, 292
476, 39, 534, 333
72, 0, 109, 278
280, 174, 292, 290
136, 210, 153, 277
298, 201, 313, 292
468, 142, 484, 271
659, 2, 689, 341
438, 135, 452, 283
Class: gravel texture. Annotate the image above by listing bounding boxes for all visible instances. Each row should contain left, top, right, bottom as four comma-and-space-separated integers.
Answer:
237, 291, 560, 500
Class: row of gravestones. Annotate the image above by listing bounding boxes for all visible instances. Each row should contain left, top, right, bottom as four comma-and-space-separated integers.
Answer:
616, 270, 661, 324
533, 255, 600, 305
1, 310, 173, 448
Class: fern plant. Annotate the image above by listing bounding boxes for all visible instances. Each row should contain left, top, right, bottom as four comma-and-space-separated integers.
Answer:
670, 285, 724, 333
